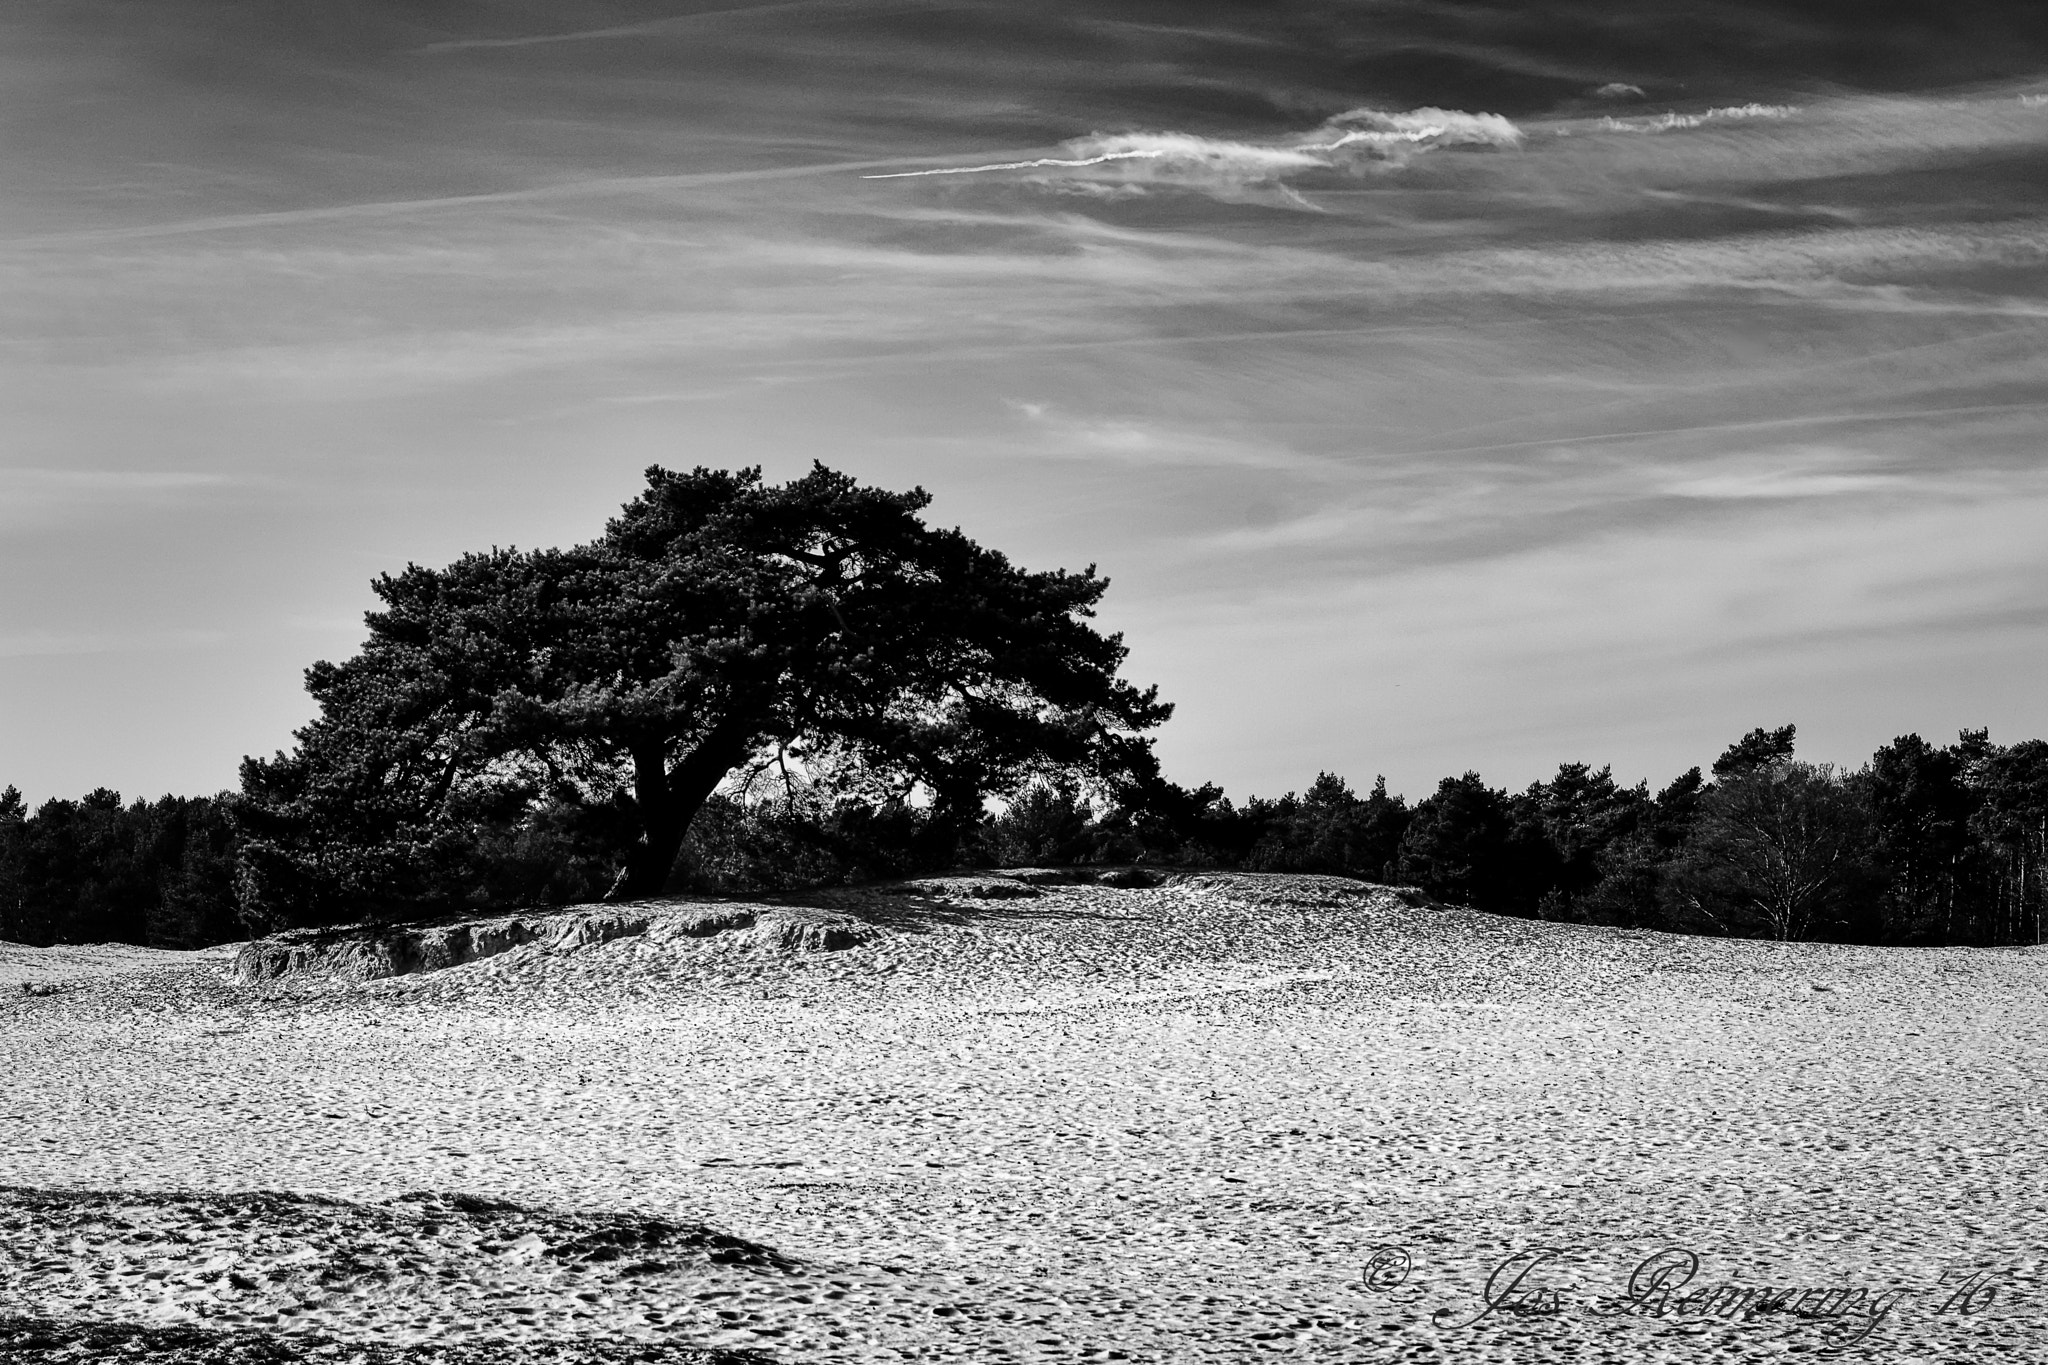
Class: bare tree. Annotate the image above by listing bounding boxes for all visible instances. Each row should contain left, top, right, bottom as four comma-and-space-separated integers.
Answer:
1664, 762, 1881, 940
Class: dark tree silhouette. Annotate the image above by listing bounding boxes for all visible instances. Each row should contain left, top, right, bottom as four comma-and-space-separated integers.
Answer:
1574, 767, 1704, 929
1510, 763, 1653, 917
987, 778, 1100, 867
1868, 733, 1975, 941
1711, 724, 1797, 779
1662, 761, 1881, 940
1241, 773, 1412, 880
0, 789, 240, 948
1967, 738, 2048, 946
0, 786, 26, 943
1396, 772, 1513, 908
235, 463, 1170, 923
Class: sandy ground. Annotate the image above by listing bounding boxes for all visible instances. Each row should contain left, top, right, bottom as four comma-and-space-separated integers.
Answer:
0, 942, 237, 990
2, 873, 2043, 1363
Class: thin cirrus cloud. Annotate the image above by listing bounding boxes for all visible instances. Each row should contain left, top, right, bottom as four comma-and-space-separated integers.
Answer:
999, 402, 1326, 473
1161, 426, 2016, 600
1660, 454, 1914, 501
101, 211, 2048, 406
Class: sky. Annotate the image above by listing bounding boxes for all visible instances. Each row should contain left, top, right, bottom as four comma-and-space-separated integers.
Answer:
5, 0, 2048, 806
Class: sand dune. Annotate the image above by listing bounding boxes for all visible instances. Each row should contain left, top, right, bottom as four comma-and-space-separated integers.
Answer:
2, 873, 2042, 1361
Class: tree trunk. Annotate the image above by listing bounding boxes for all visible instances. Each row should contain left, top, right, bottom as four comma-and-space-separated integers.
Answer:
608, 726, 756, 901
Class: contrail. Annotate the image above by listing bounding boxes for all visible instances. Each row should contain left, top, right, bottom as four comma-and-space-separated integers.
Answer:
3, 155, 1026, 246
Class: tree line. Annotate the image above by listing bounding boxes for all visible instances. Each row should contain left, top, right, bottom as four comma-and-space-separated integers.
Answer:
7, 722, 2042, 950
2, 463, 2041, 950
0, 788, 240, 949
979, 723, 2048, 946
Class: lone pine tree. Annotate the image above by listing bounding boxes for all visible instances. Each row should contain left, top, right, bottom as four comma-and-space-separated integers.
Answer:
235, 463, 1170, 924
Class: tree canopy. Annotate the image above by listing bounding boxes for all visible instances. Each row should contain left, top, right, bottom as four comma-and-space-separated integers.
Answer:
1663, 761, 1881, 940
1712, 723, 1797, 779
234, 463, 1170, 924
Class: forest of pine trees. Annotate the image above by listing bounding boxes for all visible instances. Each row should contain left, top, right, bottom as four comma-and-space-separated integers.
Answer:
0, 788, 240, 949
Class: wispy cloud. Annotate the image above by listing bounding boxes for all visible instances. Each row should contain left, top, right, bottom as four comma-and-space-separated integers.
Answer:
1594, 103, 1800, 134
1001, 402, 1324, 472
1659, 449, 1913, 501
865, 107, 1522, 200
1395, 400, 2048, 462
